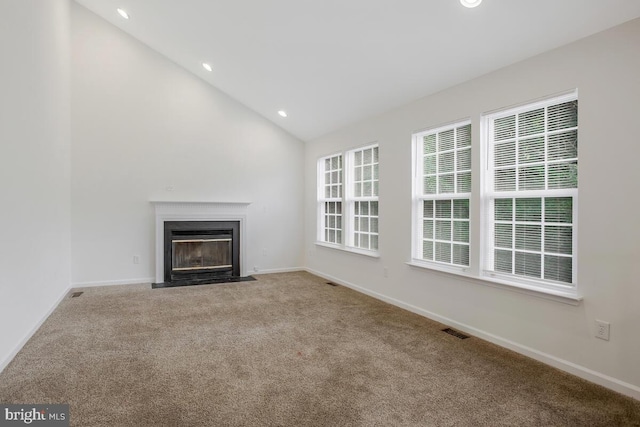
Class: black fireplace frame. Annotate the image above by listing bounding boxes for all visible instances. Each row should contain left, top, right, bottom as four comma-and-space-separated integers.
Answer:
162, 220, 240, 285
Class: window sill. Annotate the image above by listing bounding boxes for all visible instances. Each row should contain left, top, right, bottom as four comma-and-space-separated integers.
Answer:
406, 260, 582, 306
315, 241, 381, 258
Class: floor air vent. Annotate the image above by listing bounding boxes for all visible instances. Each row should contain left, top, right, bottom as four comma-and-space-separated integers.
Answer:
442, 328, 470, 339
71, 292, 84, 298
325, 282, 338, 287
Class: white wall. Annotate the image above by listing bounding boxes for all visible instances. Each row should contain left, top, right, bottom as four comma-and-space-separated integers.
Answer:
70, 4, 305, 286
305, 18, 640, 397
0, 0, 71, 369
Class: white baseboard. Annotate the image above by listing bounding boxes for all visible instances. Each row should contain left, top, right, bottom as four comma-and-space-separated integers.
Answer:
305, 267, 640, 401
72, 270, 308, 287
253, 267, 305, 275
0, 286, 71, 374
71, 277, 154, 288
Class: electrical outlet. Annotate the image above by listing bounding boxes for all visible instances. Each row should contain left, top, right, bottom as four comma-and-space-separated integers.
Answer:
383, 267, 389, 278
133, 255, 140, 265
262, 248, 267, 257
253, 266, 259, 273
595, 320, 610, 341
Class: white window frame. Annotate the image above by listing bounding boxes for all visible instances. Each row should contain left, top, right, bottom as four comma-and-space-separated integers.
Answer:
346, 144, 379, 252
316, 144, 380, 257
481, 91, 578, 295
407, 92, 581, 305
411, 121, 472, 271
317, 153, 343, 246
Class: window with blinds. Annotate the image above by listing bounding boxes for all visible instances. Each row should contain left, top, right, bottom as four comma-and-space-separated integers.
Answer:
413, 122, 471, 267
317, 144, 380, 254
484, 93, 578, 288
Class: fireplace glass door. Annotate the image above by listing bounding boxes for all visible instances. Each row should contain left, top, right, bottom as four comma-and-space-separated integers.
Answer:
162, 221, 240, 285
172, 237, 232, 272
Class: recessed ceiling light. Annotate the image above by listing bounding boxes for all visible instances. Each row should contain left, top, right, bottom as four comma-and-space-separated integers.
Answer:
116, 8, 129, 19
202, 63, 213, 72
278, 110, 288, 118
460, 0, 482, 8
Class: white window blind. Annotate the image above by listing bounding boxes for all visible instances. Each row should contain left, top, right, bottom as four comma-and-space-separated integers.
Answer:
484, 93, 578, 288
413, 122, 471, 267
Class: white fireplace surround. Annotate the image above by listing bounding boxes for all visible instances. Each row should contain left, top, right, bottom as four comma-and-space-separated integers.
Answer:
151, 201, 251, 283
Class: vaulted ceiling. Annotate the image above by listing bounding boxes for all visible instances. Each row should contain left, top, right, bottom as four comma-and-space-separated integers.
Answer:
74, 0, 640, 141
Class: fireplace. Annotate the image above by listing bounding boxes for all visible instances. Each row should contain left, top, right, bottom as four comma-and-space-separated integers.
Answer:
151, 201, 251, 288
164, 221, 240, 284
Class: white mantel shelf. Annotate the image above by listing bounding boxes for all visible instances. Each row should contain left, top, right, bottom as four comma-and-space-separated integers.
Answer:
151, 201, 251, 283
150, 200, 251, 205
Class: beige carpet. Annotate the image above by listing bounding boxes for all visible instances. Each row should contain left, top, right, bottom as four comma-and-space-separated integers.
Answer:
1, 272, 639, 426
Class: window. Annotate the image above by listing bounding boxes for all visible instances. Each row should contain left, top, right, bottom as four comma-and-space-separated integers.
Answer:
318, 154, 343, 245
412, 122, 471, 267
408, 92, 579, 301
483, 93, 578, 291
350, 145, 379, 251
317, 144, 379, 254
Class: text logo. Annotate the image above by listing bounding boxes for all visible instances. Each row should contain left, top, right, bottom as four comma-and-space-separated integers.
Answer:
0, 405, 69, 426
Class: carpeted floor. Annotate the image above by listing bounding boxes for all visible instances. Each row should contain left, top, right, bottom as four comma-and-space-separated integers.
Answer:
1, 271, 639, 426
